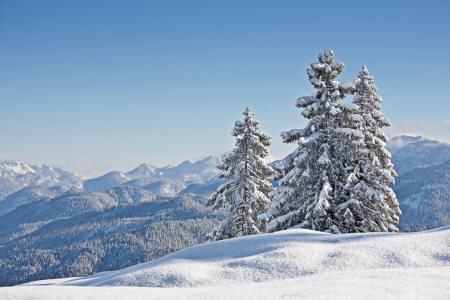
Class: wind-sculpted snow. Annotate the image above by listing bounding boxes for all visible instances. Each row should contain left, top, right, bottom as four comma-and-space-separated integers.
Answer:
4, 267, 449, 300
50, 227, 450, 288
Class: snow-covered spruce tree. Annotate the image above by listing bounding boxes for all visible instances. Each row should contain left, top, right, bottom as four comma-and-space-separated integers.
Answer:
260, 50, 355, 233
334, 65, 401, 232
206, 107, 273, 241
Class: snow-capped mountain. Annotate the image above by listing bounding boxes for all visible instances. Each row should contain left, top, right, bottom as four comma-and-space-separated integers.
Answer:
83, 171, 133, 192
0, 156, 222, 219
82, 156, 222, 194
0, 159, 36, 175
152, 156, 222, 180
126, 163, 158, 177
32, 164, 83, 183
0, 160, 82, 200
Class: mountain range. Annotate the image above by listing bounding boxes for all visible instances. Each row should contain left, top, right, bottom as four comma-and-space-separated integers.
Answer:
0, 156, 226, 286
0, 160, 82, 201
1, 136, 450, 286
0, 156, 224, 216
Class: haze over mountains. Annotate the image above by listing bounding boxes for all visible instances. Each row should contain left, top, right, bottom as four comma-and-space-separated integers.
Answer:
1, 136, 450, 286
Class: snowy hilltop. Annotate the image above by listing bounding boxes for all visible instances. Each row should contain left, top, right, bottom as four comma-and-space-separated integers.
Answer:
5, 226, 450, 299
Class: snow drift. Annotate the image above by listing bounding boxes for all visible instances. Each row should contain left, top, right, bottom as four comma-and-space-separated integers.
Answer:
48, 226, 450, 288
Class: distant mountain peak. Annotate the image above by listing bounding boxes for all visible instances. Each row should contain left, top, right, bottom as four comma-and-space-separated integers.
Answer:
0, 159, 37, 175
179, 160, 192, 166
127, 163, 158, 177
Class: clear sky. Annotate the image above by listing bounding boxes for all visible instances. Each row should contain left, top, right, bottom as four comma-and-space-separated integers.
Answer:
1, 0, 449, 177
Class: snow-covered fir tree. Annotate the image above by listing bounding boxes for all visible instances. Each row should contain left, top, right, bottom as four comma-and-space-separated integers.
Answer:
260, 50, 356, 233
334, 65, 401, 232
206, 107, 273, 241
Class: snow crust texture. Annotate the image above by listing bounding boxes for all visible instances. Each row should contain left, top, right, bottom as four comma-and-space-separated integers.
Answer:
2, 267, 449, 300
47, 227, 450, 288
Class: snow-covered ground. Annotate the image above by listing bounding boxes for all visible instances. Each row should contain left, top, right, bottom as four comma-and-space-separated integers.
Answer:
2, 227, 450, 299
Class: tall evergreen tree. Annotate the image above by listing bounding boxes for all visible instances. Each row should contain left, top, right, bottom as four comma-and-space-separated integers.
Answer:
334, 65, 401, 232
261, 50, 355, 233
206, 107, 273, 241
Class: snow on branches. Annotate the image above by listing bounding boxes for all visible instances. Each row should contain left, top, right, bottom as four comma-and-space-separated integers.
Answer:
206, 107, 273, 241
335, 65, 401, 233
263, 50, 400, 234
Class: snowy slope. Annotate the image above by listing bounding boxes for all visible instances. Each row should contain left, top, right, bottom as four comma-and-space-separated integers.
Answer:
385, 136, 450, 231
56, 227, 450, 287
6, 227, 450, 299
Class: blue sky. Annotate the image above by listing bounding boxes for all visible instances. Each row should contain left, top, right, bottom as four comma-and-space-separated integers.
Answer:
1, 0, 449, 177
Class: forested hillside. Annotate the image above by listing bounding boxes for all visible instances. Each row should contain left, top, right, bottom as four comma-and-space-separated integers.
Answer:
388, 136, 450, 231
0, 191, 224, 286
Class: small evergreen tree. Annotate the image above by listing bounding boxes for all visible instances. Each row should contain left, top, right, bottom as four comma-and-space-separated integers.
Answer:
206, 107, 273, 241
261, 50, 355, 233
334, 65, 401, 232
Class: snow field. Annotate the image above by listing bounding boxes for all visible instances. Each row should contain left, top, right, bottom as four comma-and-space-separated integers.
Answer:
2, 226, 449, 299
2, 267, 449, 300
31, 227, 450, 287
